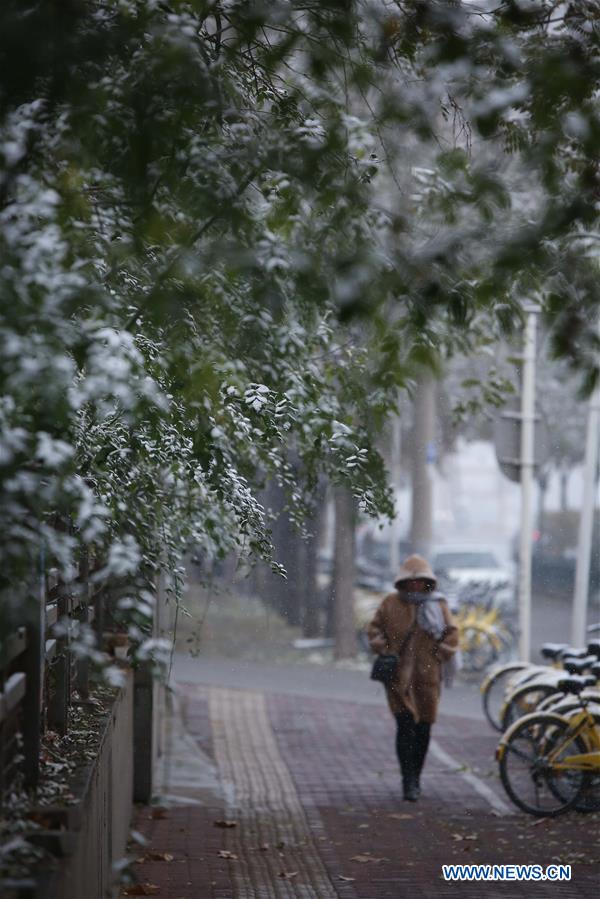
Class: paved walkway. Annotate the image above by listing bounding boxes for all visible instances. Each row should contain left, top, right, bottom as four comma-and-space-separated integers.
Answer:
126, 675, 600, 898
169, 653, 485, 717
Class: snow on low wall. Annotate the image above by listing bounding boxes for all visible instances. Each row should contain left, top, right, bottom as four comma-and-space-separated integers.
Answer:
50, 670, 134, 899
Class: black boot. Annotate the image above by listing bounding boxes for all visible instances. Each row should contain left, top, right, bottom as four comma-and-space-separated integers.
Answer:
413, 721, 431, 796
402, 772, 419, 802
395, 712, 419, 801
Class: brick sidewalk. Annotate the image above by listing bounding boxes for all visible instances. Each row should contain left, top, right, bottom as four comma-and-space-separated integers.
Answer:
125, 684, 600, 898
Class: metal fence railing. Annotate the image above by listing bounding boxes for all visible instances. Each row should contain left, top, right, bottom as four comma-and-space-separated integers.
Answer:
0, 556, 102, 804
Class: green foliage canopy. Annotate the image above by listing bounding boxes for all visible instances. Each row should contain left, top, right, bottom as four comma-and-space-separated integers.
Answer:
1, 1, 598, 651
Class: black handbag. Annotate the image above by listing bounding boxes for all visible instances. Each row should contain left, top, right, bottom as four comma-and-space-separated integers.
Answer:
370, 653, 398, 684
370, 623, 417, 685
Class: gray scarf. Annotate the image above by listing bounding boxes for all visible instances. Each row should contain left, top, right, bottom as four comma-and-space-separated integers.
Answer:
402, 590, 446, 640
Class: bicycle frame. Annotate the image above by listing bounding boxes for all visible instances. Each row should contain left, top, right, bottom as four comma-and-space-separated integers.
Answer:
546, 709, 600, 772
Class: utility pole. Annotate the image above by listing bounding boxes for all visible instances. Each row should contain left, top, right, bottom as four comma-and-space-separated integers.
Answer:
410, 374, 436, 559
389, 408, 402, 578
571, 371, 600, 647
518, 305, 538, 662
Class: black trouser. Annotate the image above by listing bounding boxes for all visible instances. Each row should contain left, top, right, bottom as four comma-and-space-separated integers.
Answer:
395, 710, 431, 785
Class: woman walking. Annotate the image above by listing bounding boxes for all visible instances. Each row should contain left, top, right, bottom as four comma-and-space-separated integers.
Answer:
368, 554, 459, 801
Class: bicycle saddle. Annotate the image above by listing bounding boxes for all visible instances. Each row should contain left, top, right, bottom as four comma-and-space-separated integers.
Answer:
558, 647, 589, 660
557, 675, 597, 694
563, 656, 598, 674
587, 640, 600, 659
540, 643, 569, 660
562, 658, 588, 674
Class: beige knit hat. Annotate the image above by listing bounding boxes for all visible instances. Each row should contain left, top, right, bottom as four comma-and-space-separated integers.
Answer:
394, 554, 436, 589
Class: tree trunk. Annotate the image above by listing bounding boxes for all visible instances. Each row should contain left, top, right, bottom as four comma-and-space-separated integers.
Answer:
261, 479, 290, 616
536, 470, 548, 537
302, 481, 328, 637
277, 517, 304, 626
389, 409, 402, 579
332, 486, 356, 659
559, 468, 570, 512
410, 373, 436, 558
301, 518, 319, 637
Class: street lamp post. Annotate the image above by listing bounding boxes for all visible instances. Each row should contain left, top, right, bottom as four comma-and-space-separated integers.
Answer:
518, 305, 538, 662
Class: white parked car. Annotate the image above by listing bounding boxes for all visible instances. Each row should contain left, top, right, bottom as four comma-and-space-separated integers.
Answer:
432, 546, 515, 609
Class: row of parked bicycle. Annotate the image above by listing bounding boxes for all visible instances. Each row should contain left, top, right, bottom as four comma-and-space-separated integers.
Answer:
480, 633, 600, 816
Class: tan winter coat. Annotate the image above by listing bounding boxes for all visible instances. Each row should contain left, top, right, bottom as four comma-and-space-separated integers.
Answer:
368, 590, 459, 723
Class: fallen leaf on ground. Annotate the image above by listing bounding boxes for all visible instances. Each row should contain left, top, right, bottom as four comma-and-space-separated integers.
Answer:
213, 819, 238, 829
350, 854, 386, 864
358, 824, 369, 829
150, 808, 168, 820
259, 844, 270, 851
338, 875, 356, 882
388, 813, 414, 821
146, 852, 173, 861
278, 871, 298, 879
124, 885, 160, 896
451, 834, 464, 841
217, 850, 238, 860
464, 834, 478, 841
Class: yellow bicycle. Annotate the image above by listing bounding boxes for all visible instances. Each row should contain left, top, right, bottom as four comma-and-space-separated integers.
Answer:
455, 602, 513, 672
497, 678, 600, 816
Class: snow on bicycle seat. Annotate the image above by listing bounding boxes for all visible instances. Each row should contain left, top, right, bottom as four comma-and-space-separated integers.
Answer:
540, 643, 569, 660
562, 656, 598, 674
558, 646, 589, 659
562, 658, 590, 674
557, 675, 597, 693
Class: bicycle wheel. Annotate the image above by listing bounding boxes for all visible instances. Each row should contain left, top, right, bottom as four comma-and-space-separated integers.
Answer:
499, 713, 588, 816
500, 682, 559, 731
482, 662, 529, 731
460, 626, 498, 673
545, 707, 600, 814
576, 744, 600, 814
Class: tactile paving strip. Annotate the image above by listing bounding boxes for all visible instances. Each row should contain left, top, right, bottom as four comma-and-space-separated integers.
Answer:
209, 687, 344, 899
